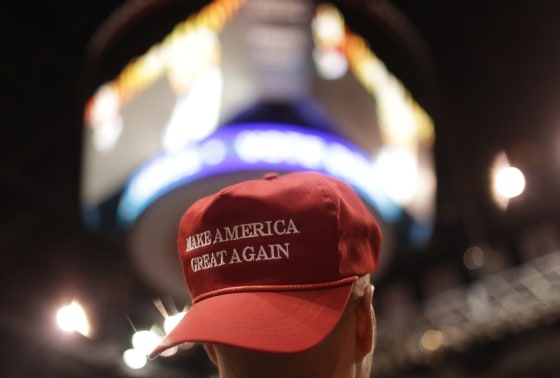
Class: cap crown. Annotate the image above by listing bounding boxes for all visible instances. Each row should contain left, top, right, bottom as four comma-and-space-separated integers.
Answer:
177, 171, 382, 303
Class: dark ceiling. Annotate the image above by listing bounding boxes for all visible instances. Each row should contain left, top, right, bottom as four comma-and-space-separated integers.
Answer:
2, 1, 560, 377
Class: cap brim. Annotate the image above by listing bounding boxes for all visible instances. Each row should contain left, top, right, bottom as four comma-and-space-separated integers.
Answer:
149, 283, 354, 359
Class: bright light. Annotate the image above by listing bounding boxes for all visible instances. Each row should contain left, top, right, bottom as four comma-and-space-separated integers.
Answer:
118, 124, 404, 226
419, 329, 445, 352
161, 67, 223, 151
88, 84, 123, 152
131, 329, 163, 356
162, 27, 222, 152
234, 129, 324, 167
493, 166, 526, 199
374, 147, 418, 205
312, 3, 348, 80
491, 152, 526, 209
313, 48, 348, 80
164, 312, 186, 334
122, 348, 147, 369
312, 4, 345, 45
200, 138, 227, 166
56, 301, 90, 337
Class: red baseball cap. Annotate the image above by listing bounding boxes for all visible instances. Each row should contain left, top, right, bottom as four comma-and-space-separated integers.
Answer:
149, 171, 382, 358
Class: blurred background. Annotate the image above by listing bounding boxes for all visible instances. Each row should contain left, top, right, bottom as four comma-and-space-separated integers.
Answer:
2, 0, 560, 377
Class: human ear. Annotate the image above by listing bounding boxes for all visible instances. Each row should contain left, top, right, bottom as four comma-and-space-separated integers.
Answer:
203, 344, 219, 366
355, 284, 375, 361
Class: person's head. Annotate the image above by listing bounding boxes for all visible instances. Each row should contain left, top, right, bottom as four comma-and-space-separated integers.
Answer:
150, 171, 382, 377
205, 274, 376, 378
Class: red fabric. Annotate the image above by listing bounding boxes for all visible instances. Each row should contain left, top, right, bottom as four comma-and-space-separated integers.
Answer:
150, 284, 353, 357
150, 171, 382, 358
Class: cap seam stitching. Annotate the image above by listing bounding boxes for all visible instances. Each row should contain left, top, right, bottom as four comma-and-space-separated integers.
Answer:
192, 276, 358, 303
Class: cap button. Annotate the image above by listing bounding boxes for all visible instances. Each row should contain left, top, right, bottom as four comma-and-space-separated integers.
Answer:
263, 172, 279, 180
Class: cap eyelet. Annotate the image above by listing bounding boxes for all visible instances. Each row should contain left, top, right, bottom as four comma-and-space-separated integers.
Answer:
263, 172, 279, 180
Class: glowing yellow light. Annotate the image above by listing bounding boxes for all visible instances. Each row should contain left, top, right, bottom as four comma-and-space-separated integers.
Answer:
419, 329, 445, 352
56, 301, 91, 337
312, 3, 345, 47
122, 348, 147, 369
491, 152, 526, 209
312, 4, 348, 80
131, 330, 163, 356
345, 32, 435, 148
164, 312, 186, 334
494, 166, 525, 199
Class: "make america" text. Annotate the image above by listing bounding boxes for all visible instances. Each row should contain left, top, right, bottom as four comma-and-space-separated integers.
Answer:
185, 218, 300, 252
